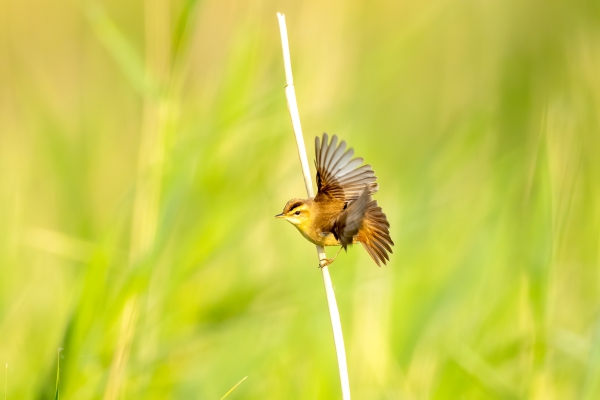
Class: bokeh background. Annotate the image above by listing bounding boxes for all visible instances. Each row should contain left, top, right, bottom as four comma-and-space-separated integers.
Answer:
1, 0, 600, 398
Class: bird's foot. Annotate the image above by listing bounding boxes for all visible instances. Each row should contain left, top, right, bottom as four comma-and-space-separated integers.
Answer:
318, 247, 344, 268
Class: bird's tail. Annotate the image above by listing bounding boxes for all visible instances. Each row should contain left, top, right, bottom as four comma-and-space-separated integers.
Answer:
357, 200, 394, 266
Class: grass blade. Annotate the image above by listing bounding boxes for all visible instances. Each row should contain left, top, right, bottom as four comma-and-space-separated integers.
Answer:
220, 376, 247, 400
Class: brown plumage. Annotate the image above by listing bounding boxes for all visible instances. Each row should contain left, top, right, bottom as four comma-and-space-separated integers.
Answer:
276, 133, 394, 266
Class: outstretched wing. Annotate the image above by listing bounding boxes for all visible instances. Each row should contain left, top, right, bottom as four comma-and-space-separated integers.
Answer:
314, 133, 378, 202
331, 188, 371, 249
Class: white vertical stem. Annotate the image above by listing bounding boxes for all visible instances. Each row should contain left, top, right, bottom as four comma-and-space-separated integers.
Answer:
277, 12, 351, 400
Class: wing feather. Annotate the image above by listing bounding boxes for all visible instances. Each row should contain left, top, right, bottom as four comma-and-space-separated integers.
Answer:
331, 189, 370, 248
314, 133, 378, 202
357, 200, 394, 267
324, 135, 339, 172
332, 149, 354, 174
336, 158, 364, 177
328, 142, 348, 174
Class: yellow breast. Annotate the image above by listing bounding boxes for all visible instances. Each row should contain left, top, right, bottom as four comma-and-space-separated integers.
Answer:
294, 223, 341, 247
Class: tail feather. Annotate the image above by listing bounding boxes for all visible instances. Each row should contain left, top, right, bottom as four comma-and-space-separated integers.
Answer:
371, 231, 393, 253
357, 200, 394, 266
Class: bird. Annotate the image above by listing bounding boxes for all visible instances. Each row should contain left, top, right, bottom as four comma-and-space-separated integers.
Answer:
275, 133, 393, 267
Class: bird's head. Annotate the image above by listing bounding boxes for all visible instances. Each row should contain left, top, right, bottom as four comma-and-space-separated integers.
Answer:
275, 198, 311, 227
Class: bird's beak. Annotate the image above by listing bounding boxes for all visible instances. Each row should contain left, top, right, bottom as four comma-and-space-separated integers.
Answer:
274, 213, 285, 219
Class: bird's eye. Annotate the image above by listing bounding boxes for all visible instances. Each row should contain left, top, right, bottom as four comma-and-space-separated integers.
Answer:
294, 211, 301, 215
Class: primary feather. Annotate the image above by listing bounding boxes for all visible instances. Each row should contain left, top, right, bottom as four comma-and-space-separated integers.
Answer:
315, 133, 379, 203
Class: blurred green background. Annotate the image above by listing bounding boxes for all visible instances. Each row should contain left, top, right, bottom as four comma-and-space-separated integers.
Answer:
1, 0, 600, 398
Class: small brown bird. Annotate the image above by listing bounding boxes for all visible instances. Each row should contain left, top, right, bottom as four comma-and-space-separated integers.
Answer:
276, 133, 393, 267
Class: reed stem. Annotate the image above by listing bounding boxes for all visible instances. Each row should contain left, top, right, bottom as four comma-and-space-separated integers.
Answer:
277, 12, 351, 400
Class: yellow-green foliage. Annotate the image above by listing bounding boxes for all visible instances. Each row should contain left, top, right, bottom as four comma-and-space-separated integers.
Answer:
1, 0, 599, 398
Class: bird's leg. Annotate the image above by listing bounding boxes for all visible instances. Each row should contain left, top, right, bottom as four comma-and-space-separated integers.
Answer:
319, 247, 344, 268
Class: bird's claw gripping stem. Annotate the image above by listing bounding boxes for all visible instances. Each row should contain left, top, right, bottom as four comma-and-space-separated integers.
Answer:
318, 247, 343, 268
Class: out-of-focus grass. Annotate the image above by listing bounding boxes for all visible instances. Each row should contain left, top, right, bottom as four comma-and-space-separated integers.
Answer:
1, 0, 599, 398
